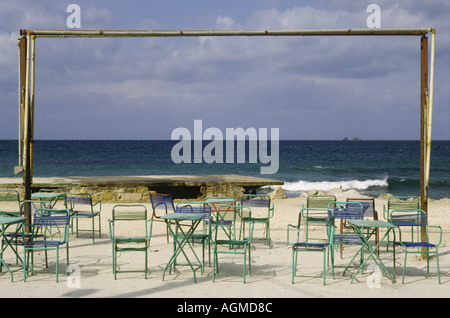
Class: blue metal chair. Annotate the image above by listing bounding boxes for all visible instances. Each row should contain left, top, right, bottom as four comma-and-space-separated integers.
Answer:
64, 192, 101, 242
383, 196, 420, 251
287, 207, 335, 285
328, 201, 364, 259
23, 208, 70, 282
212, 205, 254, 283
150, 193, 175, 243
240, 194, 274, 248
109, 204, 153, 279
391, 209, 442, 284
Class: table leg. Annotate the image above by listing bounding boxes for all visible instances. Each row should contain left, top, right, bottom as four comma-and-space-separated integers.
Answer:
349, 226, 396, 284
0, 223, 25, 282
162, 219, 203, 283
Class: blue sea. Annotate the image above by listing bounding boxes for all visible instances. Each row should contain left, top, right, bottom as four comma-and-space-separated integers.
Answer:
0, 140, 449, 199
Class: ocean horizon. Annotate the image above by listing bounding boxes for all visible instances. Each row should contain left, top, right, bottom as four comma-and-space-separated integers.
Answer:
1, 139, 449, 200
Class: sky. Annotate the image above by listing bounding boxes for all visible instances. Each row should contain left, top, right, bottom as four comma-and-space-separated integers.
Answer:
0, 0, 449, 140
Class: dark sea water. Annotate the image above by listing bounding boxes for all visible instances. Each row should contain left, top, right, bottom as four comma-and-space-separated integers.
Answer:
0, 140, 449, 199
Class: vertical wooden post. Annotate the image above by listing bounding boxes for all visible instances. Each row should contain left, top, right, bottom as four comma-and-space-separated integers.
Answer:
420, 35, 428, 244
22, 33, 33, 227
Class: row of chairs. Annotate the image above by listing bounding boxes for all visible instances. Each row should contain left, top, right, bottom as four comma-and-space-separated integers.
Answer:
132, 193, 275, 283
288, 194, 442, 285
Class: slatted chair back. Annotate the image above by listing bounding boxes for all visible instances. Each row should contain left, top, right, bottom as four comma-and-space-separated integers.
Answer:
203, 197, 236, 222
64, 193, 95, 215
384, 196, 420, 221
0, 189, 22, 216
32, 208, 71, 243
240, 194, 273, 220
347, 198, 376, 219
34, 209, 70, 227
298, 208, 334, 242
390, 209, 427, 227
176, 201, 211, 220
307, 194, 337, 209
113, 204, 148, 221
328, 201, 364, 220
150, 193, 175, 217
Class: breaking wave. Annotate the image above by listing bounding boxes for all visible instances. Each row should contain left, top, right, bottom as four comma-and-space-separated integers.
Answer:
281, 178, 388, 192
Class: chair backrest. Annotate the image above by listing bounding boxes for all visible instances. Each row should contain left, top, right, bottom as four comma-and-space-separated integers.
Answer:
64, 193, 94, 212
20, 200, 49, 218
299, 208, 334, 242
214, 205, 253, 242
33, 208, 71, 227
240, 194, 271, 208
307, 194, 337, 209
113, 204, 147, 221
240, 194, 272, 219
33, 208, 70, 242
390, 209, 427, 227
203, 196, 236, 211
347, 198, 375, 218
203, 197, 237, 221
0, 189, 21, 215
150, 193, 175, 215
176, 201, 211, 220
328, 201, 364, 220
387, 196, 420, 211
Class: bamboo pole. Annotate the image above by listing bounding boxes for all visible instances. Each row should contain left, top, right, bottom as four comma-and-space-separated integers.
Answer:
22, 33, 32, 226
425, 30, 435, 187
420, 35, 429, 246
20, 28, 432, 38
30, 35, 36, 178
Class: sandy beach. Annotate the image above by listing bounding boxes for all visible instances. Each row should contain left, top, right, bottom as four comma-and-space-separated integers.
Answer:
0, 188, 448, 299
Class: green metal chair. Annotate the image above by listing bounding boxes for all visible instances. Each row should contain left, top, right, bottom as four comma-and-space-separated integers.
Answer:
108, 204, 153, 279
23, 208, 71, 282
64, 192, 101, 243
203, 196, 238, 243
212, 205, 254, 283
391, 209, 442, 284
383, 196, 420, 251
239, 194, 274, 248
0, 189, 22, 217
287, 207, 335, 285
304, 194, 337, 242
2, 200, 48, 267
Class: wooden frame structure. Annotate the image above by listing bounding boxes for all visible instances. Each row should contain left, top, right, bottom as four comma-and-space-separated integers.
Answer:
16, 28, 436, 243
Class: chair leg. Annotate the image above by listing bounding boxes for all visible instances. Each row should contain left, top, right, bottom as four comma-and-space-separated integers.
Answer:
436, 249, 441, 284
402, 251, 408, 284
56, 248, 59, 283
291, 248, 297, 284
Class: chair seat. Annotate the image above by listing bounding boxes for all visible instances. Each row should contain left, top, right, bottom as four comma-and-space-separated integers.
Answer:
216, 239, 248, 246
114, 237, 148, 244
175, 233, 209, 240
334, 234, 361, 244
72, 211, 100, 218
293, 242, 329, 249
207, 220, 233, 227
395, 242, 436, 248
24, 240, 63, 248
242, 217, 269, 223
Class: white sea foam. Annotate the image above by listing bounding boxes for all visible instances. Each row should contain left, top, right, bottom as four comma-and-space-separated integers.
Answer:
281, 178, 388, 192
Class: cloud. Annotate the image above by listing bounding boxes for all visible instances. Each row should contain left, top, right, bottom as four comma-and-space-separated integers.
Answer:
0, 1, 448, 140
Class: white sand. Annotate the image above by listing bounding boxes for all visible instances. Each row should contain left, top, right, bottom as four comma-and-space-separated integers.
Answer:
0, 190, 448, 298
